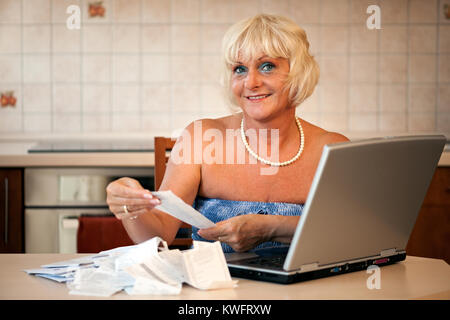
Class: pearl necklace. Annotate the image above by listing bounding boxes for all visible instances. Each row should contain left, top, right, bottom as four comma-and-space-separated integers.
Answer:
240, 117, 305, 167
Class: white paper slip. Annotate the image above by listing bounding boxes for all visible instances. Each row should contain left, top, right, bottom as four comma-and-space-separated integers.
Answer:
152, 190, 215, 229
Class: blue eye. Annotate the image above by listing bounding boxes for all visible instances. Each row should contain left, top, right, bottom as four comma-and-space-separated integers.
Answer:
233, 65, 247, 74
260, 62, 275, 72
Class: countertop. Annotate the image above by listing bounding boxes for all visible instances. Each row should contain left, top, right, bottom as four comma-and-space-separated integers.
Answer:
0, 140, 449, 167
0, 254, 448, 300
0, 141, 155, 167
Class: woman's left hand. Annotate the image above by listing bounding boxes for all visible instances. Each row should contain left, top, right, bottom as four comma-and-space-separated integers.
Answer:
197, 214, 272, 252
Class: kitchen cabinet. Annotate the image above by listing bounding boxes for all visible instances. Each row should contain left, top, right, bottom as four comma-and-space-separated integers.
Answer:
0, 168, 24, 253
406, 167, 450, 264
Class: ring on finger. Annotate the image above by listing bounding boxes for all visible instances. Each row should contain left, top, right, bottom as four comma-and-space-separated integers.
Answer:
123, 205, 138, 220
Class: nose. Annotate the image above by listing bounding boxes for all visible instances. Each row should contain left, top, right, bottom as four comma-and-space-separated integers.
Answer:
244, 68, 262, 90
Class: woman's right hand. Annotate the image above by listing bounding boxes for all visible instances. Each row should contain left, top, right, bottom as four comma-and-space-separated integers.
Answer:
106, 177, 161, 220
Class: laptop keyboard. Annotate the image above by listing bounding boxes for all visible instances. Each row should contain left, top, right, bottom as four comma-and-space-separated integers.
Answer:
245, 255, 286, 269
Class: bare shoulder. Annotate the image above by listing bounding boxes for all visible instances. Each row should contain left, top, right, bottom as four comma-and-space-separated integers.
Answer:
300, 118, 349, 147
181, 115, 236, 133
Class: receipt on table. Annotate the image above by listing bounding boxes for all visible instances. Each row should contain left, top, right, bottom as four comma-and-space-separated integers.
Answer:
152, 190, 215, 229
183, 241, 237, 290
25, 236, 237, 297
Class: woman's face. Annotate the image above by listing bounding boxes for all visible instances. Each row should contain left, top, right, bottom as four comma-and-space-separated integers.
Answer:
230, 53, 291, 121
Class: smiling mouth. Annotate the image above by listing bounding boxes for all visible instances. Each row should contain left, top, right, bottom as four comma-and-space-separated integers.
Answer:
246, 94, 272, 101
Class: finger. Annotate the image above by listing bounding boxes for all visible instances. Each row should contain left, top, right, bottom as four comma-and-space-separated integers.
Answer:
115, 208, 148, 220
110, 204, 150, 213
109, 183, 155, 199
198, 226, 227, 241
107, 195, 160, 207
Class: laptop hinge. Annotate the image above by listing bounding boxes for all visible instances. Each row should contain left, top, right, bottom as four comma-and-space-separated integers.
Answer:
300, 262, 319, 272
380, 248, 396, 257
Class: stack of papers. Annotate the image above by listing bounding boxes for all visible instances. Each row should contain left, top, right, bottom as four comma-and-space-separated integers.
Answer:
24, 237, 237, 297
24, 190, 235, 297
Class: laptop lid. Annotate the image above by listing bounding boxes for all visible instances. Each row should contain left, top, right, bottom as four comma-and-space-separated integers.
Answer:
283, 135, 446, 272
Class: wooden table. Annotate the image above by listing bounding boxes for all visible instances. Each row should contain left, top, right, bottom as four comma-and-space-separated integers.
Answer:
0, 254, 449, 300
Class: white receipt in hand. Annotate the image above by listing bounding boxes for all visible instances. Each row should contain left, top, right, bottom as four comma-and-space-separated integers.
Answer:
152, 190, 215, 229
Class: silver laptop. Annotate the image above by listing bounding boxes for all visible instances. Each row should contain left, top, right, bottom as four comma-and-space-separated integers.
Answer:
226, 135, 446, 284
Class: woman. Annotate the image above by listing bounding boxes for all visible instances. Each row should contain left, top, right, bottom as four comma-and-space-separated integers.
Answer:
106, 14, 348, 253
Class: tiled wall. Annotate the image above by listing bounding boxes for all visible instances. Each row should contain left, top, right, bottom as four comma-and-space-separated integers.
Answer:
0, 0, 449, 140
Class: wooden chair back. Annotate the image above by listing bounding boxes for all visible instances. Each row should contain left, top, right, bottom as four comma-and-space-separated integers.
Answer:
154, 136, 192, 248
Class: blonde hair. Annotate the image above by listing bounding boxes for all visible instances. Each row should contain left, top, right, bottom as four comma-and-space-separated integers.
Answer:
221, 14, 319, 110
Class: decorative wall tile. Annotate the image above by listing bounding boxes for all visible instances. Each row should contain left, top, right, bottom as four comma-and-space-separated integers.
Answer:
82, 0, 111, 23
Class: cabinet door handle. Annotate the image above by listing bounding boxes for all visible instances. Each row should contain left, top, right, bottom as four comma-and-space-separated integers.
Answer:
4, 177, 8, 244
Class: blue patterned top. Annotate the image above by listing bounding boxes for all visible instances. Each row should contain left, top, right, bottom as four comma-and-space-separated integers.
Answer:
192, 196, 304, 253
